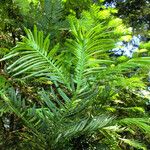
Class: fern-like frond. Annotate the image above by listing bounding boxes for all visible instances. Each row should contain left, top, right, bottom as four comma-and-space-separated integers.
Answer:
120, 138, 147, 150
66, 17, 115, 94
129, 57, 150, 65
0, 88, 116, 149
56, 115, 113, 144
0, 89, 46, 145
120, 118, 150, 135
1, 26, 70, 88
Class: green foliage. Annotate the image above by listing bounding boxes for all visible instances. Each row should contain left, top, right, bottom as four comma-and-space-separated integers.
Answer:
0, 88, 114, 149
1, 5, 134, 95
0, 1, 150, 149
105, 0, 150, 37
22, 0, 68, 44
120, 118, 150, 135
140, 41, 150, 51
1, 26, 68, 85
120, 138, 147, 150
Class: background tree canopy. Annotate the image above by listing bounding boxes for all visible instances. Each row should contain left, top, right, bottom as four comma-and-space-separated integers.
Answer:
104, 0, 150, 38
0, 0, 150, 149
